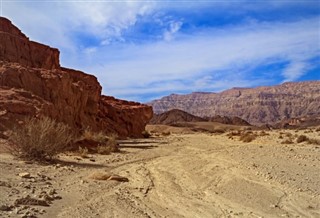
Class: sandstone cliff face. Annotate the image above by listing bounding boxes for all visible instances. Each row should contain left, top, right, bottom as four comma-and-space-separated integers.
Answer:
0, 17, 152, 138
148, 81, 320, 125
0, 18, 60, 70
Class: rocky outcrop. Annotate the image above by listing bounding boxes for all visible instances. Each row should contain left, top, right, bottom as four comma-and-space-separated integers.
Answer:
148, 81, 320, 125
0, 17, 152, 138
0, 17, 60, 70
149, 109, 206, 125
208, 115, 250, 126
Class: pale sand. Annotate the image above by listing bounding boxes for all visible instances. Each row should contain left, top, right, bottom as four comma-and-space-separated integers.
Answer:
0, 128, 319, 218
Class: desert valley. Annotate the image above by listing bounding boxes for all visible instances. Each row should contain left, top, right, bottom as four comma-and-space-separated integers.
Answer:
0, 13, 320, 218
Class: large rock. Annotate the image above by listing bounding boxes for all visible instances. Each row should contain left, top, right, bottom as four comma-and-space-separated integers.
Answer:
0, 17, 152, 138
148, 81, 320, 125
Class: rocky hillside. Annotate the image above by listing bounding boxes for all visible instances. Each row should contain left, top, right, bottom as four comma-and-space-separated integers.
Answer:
148, 81, 320, 125
149, 109, 206, 125
0, 17, 152, 138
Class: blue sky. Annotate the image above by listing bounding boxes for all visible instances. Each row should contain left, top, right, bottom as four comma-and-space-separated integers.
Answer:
2, 0, 320, 102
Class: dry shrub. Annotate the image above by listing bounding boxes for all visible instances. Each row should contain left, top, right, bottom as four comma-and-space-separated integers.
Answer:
315, 127, 320, 132
239, 132, 257, 143
278, 135, 283, 139
211, 128, 226, 134
281, 139, 294, 144
78, 147, 89, 158
307, 138, 320, 145
82, 129, 108, 144
79, 131, 119, 155
296, 135, 308, 143
161, 131, 171, 136
141, 130, 151, 138
259, 131, 270, 136
8, 117, 74, 161
285, 132, 293, 137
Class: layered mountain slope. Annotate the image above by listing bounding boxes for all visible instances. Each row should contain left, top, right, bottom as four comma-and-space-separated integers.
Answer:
148, 81, 320, 125
0, 17, 152, 138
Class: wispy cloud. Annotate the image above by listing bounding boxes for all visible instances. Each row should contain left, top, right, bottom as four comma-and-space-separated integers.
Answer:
2, 1, 320, 102
80, 17, 319, 100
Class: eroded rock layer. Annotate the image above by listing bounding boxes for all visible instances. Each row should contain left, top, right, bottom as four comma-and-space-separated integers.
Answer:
0, 17, 152, 138
149, 81, 320, 125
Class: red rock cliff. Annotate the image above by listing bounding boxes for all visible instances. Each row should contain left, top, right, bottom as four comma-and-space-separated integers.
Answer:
0, 17, 153, 138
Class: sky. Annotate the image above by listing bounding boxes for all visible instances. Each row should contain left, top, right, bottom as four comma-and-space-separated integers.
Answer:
1, 0, 320, 102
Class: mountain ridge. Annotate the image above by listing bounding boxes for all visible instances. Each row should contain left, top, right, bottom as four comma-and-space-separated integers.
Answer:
148, 81, 320, 125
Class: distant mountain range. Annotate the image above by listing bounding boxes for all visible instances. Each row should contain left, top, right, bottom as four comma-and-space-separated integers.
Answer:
148, 81, 320, 125
150, 109, 250, 126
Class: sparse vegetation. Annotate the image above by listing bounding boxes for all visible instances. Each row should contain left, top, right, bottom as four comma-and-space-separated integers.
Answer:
142, 130, 151, 138
161, 131, 171, 136
78, 147, 89, 158
296, 135, 308, 143
259, 131, 270, 136
8, 117, 74, 161
239, 131, 257, 143
211, 128, 226, 134
76, 130, 119, 155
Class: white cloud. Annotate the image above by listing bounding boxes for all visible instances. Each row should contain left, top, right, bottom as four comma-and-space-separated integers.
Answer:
80, 17, 319, 99
2, 1, 319, 102
163, 20, 183, 41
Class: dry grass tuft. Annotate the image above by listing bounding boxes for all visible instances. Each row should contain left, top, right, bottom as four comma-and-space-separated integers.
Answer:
78, 131, 119, 155
307, 138, 320, 145
296, 135, 308, 143
161, 131, 171, 136
211, 128, 226, 134
8, 117, 74, 161
259, 131, 270, 136
240, 132, 257, 143
142, 130, 151, 138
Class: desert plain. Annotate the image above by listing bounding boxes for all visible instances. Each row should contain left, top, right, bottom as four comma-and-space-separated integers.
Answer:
1, 124, 319, 218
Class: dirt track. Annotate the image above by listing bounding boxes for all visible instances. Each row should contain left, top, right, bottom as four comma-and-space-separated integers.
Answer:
1, 131, 320, 218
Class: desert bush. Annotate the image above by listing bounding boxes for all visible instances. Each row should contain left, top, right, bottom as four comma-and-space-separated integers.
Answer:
8, 117, 74, 161
141, 130, 151, 138
296, 135, 308, 143
278, 135, 283, 139
239, 132, 257, 143
315, 127, 320, 132
161, 131, 171, 136
259, 131, 270, 136
82, 129, 108, 144
78, 147, 89, 158
285, 132, 293, 137
307, 138, 320, 145
212, 128, 226, 134
79, 131, 119, 154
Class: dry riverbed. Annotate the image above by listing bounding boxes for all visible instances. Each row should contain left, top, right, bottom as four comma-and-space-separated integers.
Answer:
0, 128, 320, 218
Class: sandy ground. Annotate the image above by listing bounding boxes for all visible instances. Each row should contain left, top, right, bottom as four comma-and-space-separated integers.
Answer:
0, 128, 320, 218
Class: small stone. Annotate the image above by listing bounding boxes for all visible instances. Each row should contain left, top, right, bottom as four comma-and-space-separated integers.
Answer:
19, 173, 31, 178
